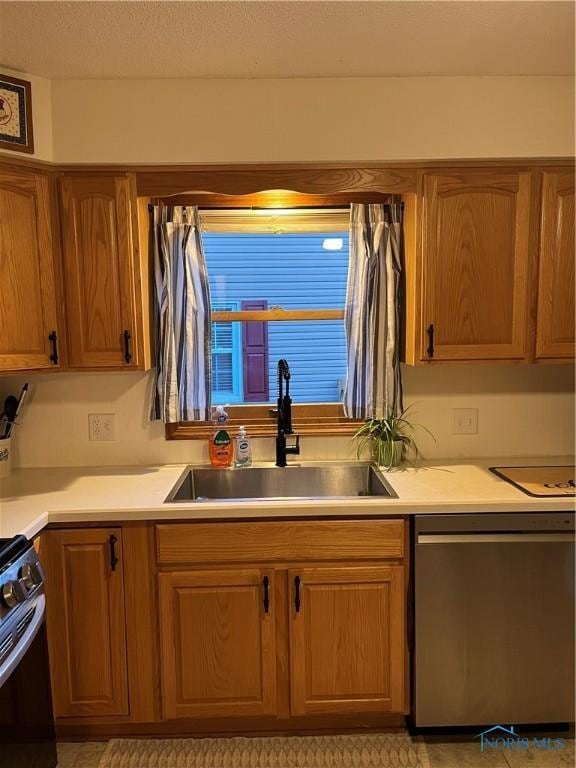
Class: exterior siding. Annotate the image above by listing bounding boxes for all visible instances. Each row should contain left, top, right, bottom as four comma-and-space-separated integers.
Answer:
203, 232, 348, 403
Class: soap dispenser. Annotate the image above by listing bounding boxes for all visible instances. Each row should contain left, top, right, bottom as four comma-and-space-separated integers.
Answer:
209, 405, 233, 468
234, 426, 252, 468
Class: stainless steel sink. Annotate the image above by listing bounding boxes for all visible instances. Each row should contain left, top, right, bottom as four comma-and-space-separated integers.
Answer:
166, 462, 397, 502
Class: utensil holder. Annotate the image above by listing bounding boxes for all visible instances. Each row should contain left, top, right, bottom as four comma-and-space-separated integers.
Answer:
0, 437, 12, 478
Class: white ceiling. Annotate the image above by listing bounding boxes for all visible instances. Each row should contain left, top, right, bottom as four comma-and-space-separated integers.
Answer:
0, 1, 574, 80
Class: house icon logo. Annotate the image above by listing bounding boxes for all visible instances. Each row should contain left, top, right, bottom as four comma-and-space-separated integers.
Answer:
475, 725, 566, 753
476, 725, 517, 752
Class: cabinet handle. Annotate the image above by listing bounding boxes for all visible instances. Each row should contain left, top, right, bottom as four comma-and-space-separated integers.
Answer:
427, 324, 435, 358
262, 576, 270, 614
294, 576, 301, 613
48, 331, 59, 365
122, 330, 132, 363
109, 535, 118, 571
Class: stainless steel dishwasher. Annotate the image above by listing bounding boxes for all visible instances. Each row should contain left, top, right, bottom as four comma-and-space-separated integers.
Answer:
413, 512, 575, 727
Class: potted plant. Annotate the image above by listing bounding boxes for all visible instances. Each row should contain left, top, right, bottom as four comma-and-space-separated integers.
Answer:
353, 406, 433, 469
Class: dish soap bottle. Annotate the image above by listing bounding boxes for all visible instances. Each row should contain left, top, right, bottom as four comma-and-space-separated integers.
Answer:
234, 426, 252, 468
209, 406, 233, 468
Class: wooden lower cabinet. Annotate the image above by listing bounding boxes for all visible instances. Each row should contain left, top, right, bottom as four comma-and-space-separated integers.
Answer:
44, 520, 407, 734
159, 563, 406, 722
289, 566, 405, 716
43, 528, 129, 718
158, 568, 277, 719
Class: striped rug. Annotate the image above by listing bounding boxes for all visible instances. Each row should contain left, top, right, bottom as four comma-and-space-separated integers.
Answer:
98, 733, 430, 767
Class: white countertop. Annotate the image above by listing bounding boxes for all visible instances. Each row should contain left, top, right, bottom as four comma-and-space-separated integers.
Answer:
0, 458, 574, 540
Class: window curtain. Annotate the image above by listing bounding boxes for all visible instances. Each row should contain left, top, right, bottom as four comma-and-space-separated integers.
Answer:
343, 202, 404, 420
150, 205, 212, 423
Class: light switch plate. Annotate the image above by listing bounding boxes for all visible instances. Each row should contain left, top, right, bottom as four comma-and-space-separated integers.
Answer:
88, 413, 116, 441
451, 408, 478, 435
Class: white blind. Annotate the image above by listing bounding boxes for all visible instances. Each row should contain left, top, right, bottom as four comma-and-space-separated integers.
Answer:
199, 208, 350, 234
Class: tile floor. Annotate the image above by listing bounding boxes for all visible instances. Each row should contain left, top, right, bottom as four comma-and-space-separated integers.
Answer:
423, 736, 575, 768
57, 736, 575, 768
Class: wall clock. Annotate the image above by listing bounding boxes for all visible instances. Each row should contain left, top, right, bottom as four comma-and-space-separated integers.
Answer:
0, 73, 34, 154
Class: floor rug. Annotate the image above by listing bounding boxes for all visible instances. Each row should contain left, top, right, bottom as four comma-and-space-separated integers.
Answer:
98, 733, 430, 768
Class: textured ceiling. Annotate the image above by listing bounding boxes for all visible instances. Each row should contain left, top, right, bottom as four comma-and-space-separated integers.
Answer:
0, 1, 574, 80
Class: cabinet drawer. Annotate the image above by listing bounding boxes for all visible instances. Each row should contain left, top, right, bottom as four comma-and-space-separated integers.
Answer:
156, 520, 405, 565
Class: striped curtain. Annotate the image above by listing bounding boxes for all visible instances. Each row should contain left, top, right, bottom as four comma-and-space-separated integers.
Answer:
150, 205, 212, 423
343, 202, 404, 420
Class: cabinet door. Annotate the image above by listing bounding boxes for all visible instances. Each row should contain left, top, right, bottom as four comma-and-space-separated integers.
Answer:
59, 174, 139, 367
43, 529, 129, 718
289, 566, 405, 715
536, 171, 575, 359
0, 166, 60, 370
159, 569, 277, 719
422, 171, 532, 361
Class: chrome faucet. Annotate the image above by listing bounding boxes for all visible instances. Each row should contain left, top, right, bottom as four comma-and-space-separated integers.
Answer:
275, 359, 300, 467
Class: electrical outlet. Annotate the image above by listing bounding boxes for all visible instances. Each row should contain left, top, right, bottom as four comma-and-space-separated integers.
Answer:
451, 408, 478, 435
88, 414, 116, 441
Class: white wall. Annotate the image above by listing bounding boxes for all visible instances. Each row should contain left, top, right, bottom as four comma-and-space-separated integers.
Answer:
0, 73, 571, 165
51, 76, 575, 163
1, 73, 573, 164
1, 364, 573, 468
0, 68, 53, 161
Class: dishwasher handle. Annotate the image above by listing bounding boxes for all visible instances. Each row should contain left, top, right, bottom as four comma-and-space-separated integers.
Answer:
417, 533, 575, 545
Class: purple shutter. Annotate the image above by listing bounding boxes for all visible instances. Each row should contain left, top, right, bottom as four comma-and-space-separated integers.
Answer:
242, 300, 269, 402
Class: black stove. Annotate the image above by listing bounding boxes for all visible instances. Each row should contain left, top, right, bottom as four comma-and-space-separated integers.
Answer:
0, 535, 44, 626
0, 535, 57, 768
0, 535, 30, 567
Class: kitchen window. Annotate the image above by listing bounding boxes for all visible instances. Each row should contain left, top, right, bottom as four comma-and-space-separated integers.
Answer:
167, 204, 358, 438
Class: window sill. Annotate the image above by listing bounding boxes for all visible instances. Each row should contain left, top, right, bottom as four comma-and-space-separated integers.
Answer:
165, 404, 362, 440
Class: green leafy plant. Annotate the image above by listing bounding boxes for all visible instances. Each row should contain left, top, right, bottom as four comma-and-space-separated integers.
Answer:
353, 406, 434, 469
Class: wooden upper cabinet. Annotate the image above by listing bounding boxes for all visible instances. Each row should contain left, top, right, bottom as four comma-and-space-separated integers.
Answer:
289, 566, 405, 716
42, 528, 129, 718
536, 171, 575, 359
59, 174, 142, 368
158, 568, 277, 719
421, 170, 532, 361
0, 166, 61, 371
